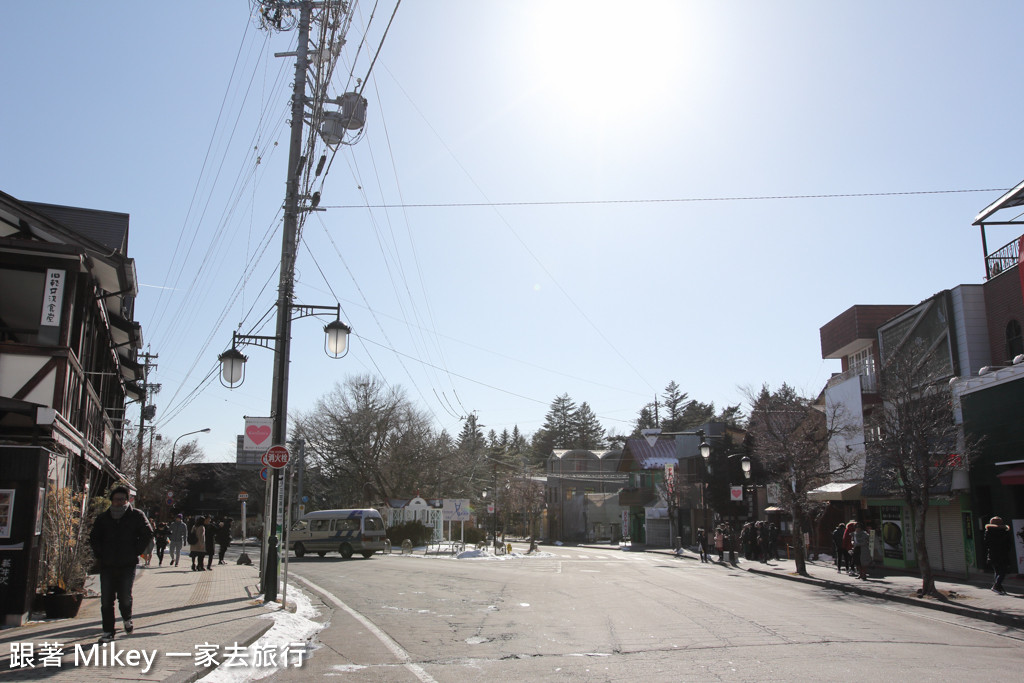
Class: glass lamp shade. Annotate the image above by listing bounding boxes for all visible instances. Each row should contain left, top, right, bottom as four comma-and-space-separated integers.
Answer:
741, 456, 751, 474
699, 440, 711, 460
325, 319, 352, 358
218, 347, 248, 387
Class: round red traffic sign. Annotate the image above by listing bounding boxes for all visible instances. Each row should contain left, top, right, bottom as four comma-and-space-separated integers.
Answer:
263, 444, 290, 469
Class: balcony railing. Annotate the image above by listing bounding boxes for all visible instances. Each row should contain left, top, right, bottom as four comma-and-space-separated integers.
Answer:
986, 236, 1020, 280
826, 367, 878, 393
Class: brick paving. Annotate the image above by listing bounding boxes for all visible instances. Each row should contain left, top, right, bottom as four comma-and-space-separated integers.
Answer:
0, 553, 273, 683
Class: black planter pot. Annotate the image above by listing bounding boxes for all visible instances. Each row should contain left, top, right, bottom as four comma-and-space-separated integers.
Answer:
43, 592, 83, 619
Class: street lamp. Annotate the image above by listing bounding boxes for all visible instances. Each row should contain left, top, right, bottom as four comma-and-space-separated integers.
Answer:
163, 428, 211, 521
699, 433, 711, 537
217, 309, 350, 389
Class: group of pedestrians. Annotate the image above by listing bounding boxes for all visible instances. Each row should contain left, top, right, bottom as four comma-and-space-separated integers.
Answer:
123, 510, 235, 571
89, 486, 246, 643
184, 514, 234, 571
832, 520, 873, 580
739, 521, 779, 563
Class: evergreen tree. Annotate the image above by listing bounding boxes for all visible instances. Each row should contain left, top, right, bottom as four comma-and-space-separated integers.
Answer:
541, 394, 578, 449
574, 402, 605, 449
633, 405, 657, 434
680, 400, 716, 430
661, 381, 689, 432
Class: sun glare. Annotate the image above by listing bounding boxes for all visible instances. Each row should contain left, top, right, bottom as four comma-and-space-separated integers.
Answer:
526, 3, 688, 125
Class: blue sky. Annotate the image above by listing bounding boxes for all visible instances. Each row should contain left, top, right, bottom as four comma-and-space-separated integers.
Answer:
3, 1, 1023, 462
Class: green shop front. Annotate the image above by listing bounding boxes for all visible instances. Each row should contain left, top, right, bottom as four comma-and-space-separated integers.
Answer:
863, 494, 974, 575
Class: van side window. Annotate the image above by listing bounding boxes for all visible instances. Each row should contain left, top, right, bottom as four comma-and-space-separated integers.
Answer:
310, 519, 330, 532
291, 520, 307, 532
364, 517, 383, 531
338, 519, 359, 531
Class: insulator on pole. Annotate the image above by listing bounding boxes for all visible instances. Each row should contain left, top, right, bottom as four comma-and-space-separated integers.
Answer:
315, 154, 326, 176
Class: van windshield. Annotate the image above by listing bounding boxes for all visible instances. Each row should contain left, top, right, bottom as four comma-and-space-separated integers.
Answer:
364, 517, 384, 532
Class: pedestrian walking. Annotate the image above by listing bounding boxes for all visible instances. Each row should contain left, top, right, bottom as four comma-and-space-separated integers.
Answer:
984, 516, 1013, 595
168, 513, 187, 566
843, 520, 857, 576
854, 522, 871, 580
88, 485, 153, 643
189, 516, 207, 570
757, 521, 770, 563
696, 528, 708, 563
216, 518, 232, 564
832, 523, 848, 573
769, 523, 780, 560
154, 522, 169, 566
204, 516, 217, 570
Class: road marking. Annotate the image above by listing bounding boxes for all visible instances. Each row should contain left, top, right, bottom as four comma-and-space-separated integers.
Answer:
295, 576, 438, 683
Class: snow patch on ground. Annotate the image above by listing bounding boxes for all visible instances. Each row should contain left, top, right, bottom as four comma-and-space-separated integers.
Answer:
198, 586, 323, 683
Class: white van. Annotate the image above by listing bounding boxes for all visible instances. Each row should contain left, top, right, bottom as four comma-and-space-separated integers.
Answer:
288, 509, 387, 559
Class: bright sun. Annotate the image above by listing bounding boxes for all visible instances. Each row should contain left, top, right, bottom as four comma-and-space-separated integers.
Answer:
525, 2, 689, 124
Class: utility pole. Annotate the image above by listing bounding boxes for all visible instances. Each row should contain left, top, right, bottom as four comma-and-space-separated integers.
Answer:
134, 351, 158, 485
225, 0, 364, 603
262, 0, 312, 605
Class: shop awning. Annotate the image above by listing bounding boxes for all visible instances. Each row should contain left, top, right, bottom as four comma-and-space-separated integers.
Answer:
807, 481, 863, 501
997, 466, 1024, 486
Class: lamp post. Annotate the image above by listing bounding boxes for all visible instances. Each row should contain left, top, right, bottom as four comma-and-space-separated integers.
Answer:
698, 433, 711, 539
218, 311, 350, 605
163, 428, 210, 521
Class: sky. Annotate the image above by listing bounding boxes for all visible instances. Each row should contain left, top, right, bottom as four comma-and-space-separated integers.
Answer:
3, 2, 1024, 463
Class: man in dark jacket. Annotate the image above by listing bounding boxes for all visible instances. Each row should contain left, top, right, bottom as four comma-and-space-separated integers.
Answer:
984, 516, 1013, 595
204, 516, 217, 570
216, 518, 232, 564
89, 486, 153, 642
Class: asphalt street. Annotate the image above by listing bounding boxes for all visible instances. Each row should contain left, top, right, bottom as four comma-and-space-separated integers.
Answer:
267, 544, 1024, 682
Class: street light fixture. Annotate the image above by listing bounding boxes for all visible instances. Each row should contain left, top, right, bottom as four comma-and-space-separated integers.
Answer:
217, 309, 350, 389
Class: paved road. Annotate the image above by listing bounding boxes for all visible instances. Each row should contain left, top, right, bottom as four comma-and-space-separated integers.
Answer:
268, 545, 1024, 682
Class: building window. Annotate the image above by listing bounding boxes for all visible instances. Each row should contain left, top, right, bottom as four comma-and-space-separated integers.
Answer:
575, 458, 586, 472
848, 346, 876, 379
1006, 320, 1023, 360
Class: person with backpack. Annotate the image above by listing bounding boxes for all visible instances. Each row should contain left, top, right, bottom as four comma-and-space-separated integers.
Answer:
189, 516, 206, 571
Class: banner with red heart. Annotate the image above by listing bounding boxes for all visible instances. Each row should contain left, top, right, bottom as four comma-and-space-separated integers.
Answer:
244, 417, 273, 451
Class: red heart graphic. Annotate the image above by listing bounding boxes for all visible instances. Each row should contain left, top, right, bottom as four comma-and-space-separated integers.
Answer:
246, 425, 271, 445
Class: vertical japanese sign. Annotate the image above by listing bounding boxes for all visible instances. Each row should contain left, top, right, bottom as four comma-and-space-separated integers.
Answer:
40, 269, 64, 327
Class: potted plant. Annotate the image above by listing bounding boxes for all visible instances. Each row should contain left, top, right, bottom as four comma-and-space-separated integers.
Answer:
37, 484, 91, 618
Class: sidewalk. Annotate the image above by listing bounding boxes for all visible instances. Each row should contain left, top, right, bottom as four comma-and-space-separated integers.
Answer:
0, 551, 271, 683
618, 543, 1024, 630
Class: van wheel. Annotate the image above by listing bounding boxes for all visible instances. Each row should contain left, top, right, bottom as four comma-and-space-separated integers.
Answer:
317, 552, 327, 557
361, 551, 375, 559
339, 543, 354, 559
294, 543, 306, 558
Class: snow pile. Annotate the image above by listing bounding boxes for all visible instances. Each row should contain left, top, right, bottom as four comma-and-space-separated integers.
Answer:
198, 586, 323, 682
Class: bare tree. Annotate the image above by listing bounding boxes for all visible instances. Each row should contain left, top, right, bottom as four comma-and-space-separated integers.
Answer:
293, 375, 443, 505
865, 343, 977, 597
745, 383, 857, 576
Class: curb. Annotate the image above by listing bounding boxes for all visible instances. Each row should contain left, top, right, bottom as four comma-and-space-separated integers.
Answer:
162, 620, 275, 683
742, 565, 1024, 630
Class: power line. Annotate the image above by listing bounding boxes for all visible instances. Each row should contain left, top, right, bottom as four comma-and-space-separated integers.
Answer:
323, 187, 1008, 210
